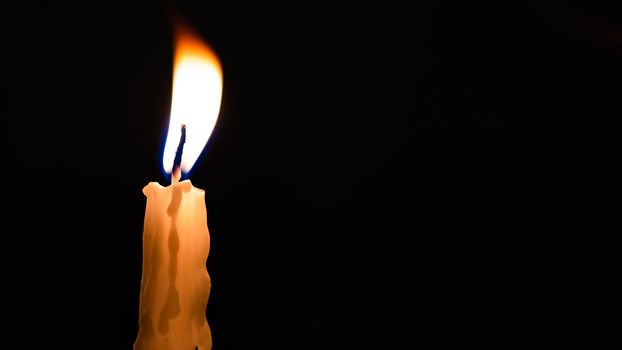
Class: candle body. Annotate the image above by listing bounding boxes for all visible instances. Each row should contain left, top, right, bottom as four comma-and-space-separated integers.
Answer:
134, 180, 212, 350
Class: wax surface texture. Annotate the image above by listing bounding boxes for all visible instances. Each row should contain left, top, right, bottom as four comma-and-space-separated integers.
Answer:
134, 179, 212, 350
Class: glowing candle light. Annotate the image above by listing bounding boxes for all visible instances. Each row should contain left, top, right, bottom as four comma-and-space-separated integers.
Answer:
133, 22, 223, 350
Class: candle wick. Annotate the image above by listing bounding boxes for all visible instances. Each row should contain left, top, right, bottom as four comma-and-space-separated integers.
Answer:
172, 124, 187, 184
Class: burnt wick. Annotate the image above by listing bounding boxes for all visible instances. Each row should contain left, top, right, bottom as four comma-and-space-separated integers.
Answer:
172, 124, 187, 183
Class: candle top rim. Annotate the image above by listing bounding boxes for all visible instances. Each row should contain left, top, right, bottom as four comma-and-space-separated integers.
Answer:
145, 180, 205, 194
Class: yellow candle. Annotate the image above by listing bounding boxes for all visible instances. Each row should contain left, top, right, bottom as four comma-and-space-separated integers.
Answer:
134, 21, 222, 350
134, 177, 212, 350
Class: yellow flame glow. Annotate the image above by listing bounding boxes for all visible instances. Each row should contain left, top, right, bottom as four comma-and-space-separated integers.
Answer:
163, 24, 223, 174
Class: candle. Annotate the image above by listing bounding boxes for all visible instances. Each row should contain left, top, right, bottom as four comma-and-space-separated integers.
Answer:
134, 22, 223, 350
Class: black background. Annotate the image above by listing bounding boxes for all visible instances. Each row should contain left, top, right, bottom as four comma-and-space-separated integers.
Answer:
3, 0, 621, 348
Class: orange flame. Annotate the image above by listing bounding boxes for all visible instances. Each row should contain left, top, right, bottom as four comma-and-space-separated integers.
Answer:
163, 23, 223, 175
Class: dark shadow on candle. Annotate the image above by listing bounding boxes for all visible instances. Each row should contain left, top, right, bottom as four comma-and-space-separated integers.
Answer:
158, 184, 183, 334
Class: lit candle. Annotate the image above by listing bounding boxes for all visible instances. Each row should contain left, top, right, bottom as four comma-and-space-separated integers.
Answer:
134, 23, 223, 350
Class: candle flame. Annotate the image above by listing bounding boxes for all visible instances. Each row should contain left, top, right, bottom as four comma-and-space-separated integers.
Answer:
163, 23, 223, 175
